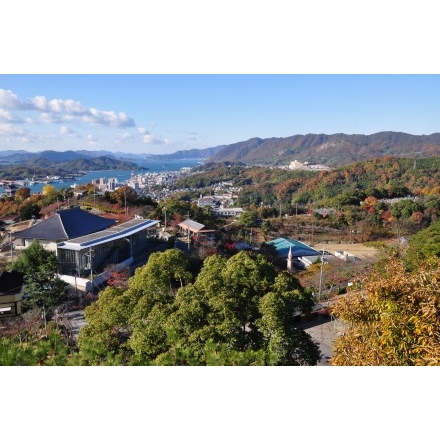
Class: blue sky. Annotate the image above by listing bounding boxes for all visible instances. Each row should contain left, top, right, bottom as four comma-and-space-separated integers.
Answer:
1, 74, 439, 155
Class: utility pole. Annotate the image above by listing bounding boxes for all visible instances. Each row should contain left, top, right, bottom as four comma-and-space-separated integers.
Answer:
187, 212, 190, 250
318, 244, 325, 302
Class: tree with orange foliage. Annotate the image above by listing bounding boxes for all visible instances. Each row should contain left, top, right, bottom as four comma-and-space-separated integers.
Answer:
331, 255, 440, 366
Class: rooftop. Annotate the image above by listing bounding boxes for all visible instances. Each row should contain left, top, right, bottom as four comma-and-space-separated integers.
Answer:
13, 207, 116, 241
58, 218, 160, 250
266, 237, 321, 258
178, 219, 206, 233
0, 270, 24, 295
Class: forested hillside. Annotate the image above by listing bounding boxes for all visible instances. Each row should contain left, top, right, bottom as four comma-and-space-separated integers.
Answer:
179, 156, 440, 208
207, 132, 440, 167
0, 156, 144, 180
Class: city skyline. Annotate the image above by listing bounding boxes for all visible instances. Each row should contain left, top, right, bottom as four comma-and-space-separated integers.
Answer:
1, 74, 440, 156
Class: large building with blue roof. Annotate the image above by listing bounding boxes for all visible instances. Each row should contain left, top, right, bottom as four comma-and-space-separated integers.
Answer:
14, 206, 116, 250
266, 237, 321, 259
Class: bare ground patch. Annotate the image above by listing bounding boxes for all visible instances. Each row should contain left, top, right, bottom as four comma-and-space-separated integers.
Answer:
313, 242, 379, 260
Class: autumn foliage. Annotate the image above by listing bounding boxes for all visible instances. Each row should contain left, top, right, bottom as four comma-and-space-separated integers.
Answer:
331, 256, 440, 366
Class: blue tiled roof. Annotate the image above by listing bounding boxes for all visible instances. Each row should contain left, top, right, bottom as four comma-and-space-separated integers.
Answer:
266, 237, 320, 258
14, 207, 116, 241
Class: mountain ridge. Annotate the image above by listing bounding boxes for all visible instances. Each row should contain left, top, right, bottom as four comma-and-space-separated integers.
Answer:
206, 132, 440, 167
1, 131, 440, 167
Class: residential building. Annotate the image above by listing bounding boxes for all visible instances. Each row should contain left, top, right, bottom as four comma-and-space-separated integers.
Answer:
0, 270, 24, 316
213, 207, 244, 217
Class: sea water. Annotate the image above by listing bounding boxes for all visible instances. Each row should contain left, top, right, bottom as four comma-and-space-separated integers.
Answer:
0, 158, 204, 194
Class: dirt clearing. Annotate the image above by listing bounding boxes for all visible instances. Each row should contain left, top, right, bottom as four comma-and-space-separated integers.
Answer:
313, 242, 379, 260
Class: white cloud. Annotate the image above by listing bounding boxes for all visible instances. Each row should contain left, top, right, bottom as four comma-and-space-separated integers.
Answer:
60, 125, 80, 138
87, 133, 98, 147
82, 108, 134, 127
142, 133, 164, 145
137, 127, 148, 135
60, 125, 71, 135
0, 89, 31, 110
0, 88, 135, 128
32, 95, 87, 116
0, 123, 25, 136
0, 109, 23, 123
40, 112, 59, 123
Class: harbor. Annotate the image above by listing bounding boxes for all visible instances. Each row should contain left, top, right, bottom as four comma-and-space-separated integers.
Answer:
0, 158, 204, 196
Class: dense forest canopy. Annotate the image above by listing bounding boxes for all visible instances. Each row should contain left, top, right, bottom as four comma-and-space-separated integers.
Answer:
178, 156, 440, 210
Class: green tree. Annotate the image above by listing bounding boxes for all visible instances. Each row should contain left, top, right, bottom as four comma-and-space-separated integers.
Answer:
256, 271, 319, 365
404, 219, 440, 270
239, 210, 260, 228
77, 249, 192, 364
154, 252, 319, 365
18, 200, 40, 221
78, 250, 321, 365
0, 327, 71, 366
77, 286, 132, 365
12, 240, 68, 310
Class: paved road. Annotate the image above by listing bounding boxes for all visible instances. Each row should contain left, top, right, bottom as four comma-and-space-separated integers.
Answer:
298, 313, 345, 365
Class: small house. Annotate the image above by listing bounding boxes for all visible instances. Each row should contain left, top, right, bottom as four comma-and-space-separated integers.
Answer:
0, 270, 24, 316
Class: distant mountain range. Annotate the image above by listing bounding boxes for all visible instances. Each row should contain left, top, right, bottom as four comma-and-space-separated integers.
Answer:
0, 154, 146, 181
1, 132, 439, 169
206, 132, 440, 167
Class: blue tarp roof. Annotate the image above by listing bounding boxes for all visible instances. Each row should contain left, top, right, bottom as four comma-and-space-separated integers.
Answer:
266, 237, 321, 258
